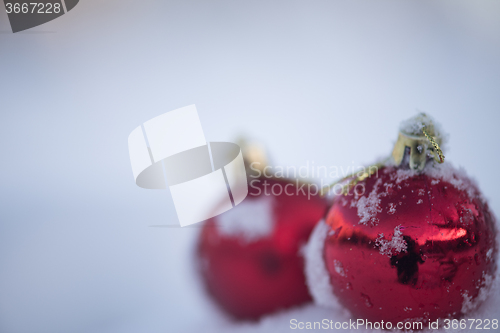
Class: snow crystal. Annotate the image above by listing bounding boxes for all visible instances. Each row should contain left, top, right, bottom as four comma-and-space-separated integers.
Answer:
303, 220, 343, 310
357, 178, 383, 225
387, 202, 397, 215
349, 198, 357, 209
333, 260, 346, 277
431, 179, 440, 185
487, 248, 493, 260
375, 225, 407, 257
383, 182, 394, 192
216, 196, 274, 242
417, 199, 423, 205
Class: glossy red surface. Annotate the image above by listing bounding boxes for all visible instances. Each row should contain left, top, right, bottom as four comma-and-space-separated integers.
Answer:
323, 166, 497, 326
197, 177, 328, 320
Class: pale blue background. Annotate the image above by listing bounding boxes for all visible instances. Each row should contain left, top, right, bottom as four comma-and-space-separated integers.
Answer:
0, 1, 499, 332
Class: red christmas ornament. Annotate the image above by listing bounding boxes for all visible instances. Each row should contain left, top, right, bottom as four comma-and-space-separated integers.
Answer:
307, 114, 498, 327
197, 176, 327, 320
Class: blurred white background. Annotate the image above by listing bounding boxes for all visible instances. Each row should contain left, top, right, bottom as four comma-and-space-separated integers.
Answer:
0, 1, 499, 332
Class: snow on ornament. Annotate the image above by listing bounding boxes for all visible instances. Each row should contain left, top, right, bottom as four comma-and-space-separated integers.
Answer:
305, 113, 498, 328
197, 141, 328, 320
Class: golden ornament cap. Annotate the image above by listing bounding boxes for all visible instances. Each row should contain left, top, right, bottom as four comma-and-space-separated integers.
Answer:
392, 113, 445, 171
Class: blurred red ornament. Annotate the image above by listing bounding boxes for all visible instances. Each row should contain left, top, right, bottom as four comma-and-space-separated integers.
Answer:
197, 177, 327, 320
318, 114, 497, 327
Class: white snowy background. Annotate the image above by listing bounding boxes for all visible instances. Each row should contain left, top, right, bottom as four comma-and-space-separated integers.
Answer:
0, 1, 499, 332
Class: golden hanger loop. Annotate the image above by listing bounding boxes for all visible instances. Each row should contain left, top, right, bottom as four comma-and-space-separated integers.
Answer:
422, 127, 445, 163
